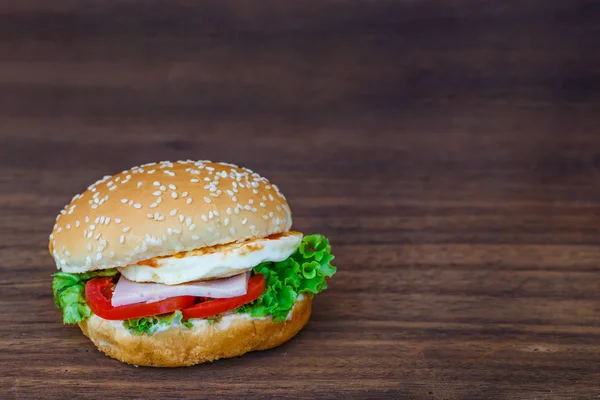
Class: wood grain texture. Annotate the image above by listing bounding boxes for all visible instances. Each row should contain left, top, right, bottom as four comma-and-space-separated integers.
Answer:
1, 0, 600, 399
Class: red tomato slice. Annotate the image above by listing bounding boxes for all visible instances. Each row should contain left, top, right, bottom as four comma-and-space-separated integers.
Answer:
181, 274, 266, 320
85, 277, 196, 320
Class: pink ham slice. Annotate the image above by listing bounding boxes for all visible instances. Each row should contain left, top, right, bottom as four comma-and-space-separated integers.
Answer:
111, 272, 249, 307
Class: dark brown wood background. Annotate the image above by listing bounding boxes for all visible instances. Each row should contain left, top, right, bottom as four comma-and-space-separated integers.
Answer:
1, 1, 600, 399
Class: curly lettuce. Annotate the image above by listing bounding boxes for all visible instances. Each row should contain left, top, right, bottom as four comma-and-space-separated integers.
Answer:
52, 269, 119, 324
124, 311, 193, 335
236, 234, 336, 322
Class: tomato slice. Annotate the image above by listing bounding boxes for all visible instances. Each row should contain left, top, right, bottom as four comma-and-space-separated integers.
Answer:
181, 274, 266, 320
85, 277, 196, 320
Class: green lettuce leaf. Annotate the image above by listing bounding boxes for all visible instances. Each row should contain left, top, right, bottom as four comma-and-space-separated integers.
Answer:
52, 269, 119, 324
237, 234, 336, 322
124, 311, 192, 335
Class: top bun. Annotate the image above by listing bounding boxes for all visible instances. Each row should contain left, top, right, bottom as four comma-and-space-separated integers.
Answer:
49, 161, 292, 273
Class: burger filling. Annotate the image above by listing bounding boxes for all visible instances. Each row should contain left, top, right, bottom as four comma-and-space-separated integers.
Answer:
52, 234, 336, 336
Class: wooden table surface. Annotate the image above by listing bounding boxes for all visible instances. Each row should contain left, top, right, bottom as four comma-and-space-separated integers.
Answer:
1, 1, 600, 399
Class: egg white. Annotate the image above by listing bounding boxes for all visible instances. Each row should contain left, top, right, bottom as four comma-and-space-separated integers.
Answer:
118, 232, 303, 285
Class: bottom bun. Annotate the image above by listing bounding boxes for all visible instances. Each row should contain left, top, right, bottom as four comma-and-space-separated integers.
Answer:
78, 296, 312, 367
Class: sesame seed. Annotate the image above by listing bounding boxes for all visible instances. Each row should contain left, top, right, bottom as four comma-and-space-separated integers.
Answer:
226, 208, 232, 215
182, 192, 188, 198
171, 192, 178, 199
148, 169, 156, 174
128, 200, 134, 206
224, 218, 230, 226
209, 211, 214, 219
234, 207, 240, 215
87, 232, 93, 239
269, 194, 274, 201
97, 245, 105, 252
201, 215, 208, 222
186, 198, 193, 204
94, 233, 101, 240
242, 218, 247, 224
168, 184, 176, 190
244, 205, 252, 210
99, 216, 105, 224
213, 210, 220, 217
204, 197, 212, 204
230, 227, 235, 235
260, 202, 266, 207
134, 203, 142, 209
167, 228, 173, 235
120, 235, 125, 244
263, 215, 269, 220
105, 217, 111, 225
156, 197, 162, 204
87, 243, 92, 251
173, 228, 181, 234
137, 182, 143, 188
189, 224, 196, 231
269, 212, 274, 217
191, 235, 200, 240
248, 199, 254, 204
85, 216, 90, 223
179, 215, 184, 223
203, 177, 211, 182
154, 212, 161, 220
75, 221, 80, 228
154, 181, 160, 186
66, 224, 71, 229
121, 199, 128, 204
150, 203, 158, 208
170, 209, 178, 216
96, 253, 103, 261
186, 217, 192, 226
191, 179, 199, 183
91, 204, 98, 209
109, 186, 117, 191
109, 251, 115, 258
147, 213, 153, 218
123, 226, 131, 233
153, 191, 162, 196
89, 225, 96, 230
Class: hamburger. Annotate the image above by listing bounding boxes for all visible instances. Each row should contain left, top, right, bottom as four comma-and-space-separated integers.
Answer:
49, 160, 336, 367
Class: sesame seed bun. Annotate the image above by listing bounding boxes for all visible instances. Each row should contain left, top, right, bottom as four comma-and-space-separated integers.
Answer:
78, 296, 312, 367
49, 161, 292, 273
